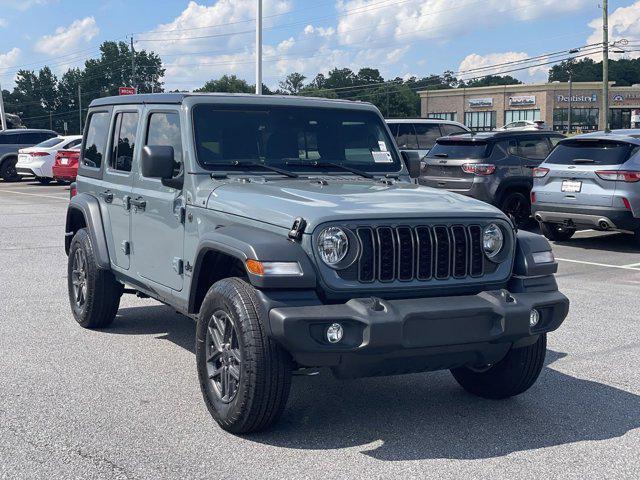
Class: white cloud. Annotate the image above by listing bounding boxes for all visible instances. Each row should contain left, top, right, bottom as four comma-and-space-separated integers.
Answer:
0, 18, 7, 28
0, 47, 21, 79
587, 1, 640, 60
335, 0, 590, 46
458, 51, 548, 82
34, 17, 99, 55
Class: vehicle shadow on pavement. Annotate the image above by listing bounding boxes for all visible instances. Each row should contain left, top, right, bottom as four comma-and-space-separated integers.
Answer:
105, 307, 640, 460
251, 349, 640, 460
109, 304, 196, 354
554, 232, 639, 254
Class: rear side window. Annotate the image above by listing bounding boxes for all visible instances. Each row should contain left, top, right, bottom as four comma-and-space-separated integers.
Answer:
83, 112, 111, 169
146, 112, 183, 177
414, 123, 442, 149
64, 138, 82, 149
546, 140, 635, 166
427, 140, 489, 159
395, 123, 418, 149
512, 138, 550, 160
110, 112, 139, 172
440, 124, 467, 136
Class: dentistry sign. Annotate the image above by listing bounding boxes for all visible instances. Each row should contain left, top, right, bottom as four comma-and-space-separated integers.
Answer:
556, 93, 597, 103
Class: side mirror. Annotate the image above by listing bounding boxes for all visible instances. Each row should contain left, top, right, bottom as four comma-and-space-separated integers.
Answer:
141, 145, 174, 178
401, 150, 422, 179
141, 145, 183, 189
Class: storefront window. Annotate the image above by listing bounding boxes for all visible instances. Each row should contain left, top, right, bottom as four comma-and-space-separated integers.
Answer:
428, 112, 457, 122
464, 111, 496, 131
553, 108, 599, 132
504, 109, 541, 124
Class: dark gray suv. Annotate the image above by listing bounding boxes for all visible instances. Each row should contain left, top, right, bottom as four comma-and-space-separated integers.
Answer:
421, 131, 565, 227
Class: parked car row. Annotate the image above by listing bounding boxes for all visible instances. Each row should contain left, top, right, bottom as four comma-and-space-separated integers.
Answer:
0, 129, 58, 181
16, 135, 82, 183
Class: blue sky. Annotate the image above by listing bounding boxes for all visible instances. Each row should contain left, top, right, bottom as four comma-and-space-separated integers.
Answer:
1, 0, 639, 91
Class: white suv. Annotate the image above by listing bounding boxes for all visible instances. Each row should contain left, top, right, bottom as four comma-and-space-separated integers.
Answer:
16, 135, 82, 184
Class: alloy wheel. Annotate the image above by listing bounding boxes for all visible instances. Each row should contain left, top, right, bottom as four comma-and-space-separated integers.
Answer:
71, 249, 88, 309
205, 310, 242, 403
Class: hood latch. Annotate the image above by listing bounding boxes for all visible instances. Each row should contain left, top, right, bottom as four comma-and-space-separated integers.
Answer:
288, 217, 307, 241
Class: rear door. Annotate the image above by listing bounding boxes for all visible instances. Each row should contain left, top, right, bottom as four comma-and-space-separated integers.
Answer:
512, 135, 551, 172
536, 139, 636, 207
422, 139, 491, 191
413, 123, 442, 157
101, 107, 141, 270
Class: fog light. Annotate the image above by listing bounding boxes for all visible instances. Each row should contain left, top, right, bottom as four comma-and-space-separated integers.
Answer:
529, 309, 540, 327
326, 323, 344, 343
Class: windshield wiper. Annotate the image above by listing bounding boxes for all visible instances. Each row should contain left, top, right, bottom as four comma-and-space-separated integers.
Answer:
573, 158, 595, 164
433, 153, 449, 158
226, 160, 298, 178
285, 160, 374, 179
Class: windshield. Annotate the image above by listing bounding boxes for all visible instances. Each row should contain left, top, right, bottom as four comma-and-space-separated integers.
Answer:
36, 137, 64, 148
546, 140, 636, 165
427, 140, 489, 159
192, 104, 401, 174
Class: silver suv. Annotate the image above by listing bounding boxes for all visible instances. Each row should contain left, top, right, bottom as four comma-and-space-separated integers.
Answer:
65, 93, 568, 433
532, 130, 640, 242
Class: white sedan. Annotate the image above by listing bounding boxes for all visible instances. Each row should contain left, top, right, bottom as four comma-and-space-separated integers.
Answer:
16, 135, 82, 184
496, 120, 550, 131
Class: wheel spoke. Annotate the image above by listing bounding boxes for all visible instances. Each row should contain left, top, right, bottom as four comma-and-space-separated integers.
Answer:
206, 349, 221, 363
228, 364, 240, 381
208, 325, 223, 351
229, 348, 241, 364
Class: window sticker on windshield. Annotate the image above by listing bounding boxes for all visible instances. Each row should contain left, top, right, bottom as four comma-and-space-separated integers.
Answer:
372, 151, 393, 163
378, 140, 388, 152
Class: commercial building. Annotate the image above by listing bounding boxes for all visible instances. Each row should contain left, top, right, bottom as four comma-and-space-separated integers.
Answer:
419, 81, 640, 132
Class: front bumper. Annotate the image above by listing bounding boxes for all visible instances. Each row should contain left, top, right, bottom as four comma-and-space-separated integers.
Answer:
269, 289, 569, 377
533, 203, 640, 232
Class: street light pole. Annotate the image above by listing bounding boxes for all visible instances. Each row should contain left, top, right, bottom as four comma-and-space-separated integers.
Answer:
0, 81, 6, 131
602, 0, 610, 133
568, 72, 572, 134
255, 0, 262, 95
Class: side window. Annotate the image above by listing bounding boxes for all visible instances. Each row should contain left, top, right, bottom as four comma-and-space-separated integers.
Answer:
65, 138, 82, 149
0, 133, 19, 145
83, 111, 111, 169
395, 123, 418, 149
440, 124, 467, 136
110, 112, 139, 172
414, 123, 442, 150
516, 138, 550, 160
146, 112, 183, 177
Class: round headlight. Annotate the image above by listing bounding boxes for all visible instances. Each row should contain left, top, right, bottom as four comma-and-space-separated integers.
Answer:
483, 223, 504, 259
317, 227, 349, 266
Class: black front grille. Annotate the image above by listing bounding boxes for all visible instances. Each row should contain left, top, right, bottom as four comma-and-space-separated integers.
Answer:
356, 225, 484, 283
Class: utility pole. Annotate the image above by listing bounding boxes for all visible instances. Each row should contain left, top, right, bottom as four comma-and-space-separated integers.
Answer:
255, 0, 262, 95
602, 0, 610, 133
568, 73, 572, 134
0, 81, 6, 131
78, 85, 83, 133
131, 36, 136, 93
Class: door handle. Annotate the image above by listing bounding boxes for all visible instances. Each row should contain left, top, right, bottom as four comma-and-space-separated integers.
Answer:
100, 190, 113, 203
130, 197, 146, 211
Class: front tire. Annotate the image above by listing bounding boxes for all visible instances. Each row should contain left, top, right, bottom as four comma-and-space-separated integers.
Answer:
196, 278, 292, 434
451, 334, 547, 399
67, 228, 122, 328
540, 222, 576, 241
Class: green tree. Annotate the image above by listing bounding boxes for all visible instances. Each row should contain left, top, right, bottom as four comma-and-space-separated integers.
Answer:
278, 72, 306, 94
462, 74, 522, 88
195, 74, 254, 93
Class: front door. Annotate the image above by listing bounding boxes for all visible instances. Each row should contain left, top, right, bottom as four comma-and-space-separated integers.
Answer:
130, 108, 185, 291
101, 107, 141, 270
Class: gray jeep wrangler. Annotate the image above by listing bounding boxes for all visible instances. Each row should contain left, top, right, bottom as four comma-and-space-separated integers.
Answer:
65, 93, 569, 433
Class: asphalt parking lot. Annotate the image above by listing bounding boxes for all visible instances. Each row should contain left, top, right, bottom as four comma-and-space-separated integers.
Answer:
1, 180, 638, 480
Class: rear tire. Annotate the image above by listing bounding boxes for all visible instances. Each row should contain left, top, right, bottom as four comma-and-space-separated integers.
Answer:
451, 334, 547, 399
540, 221, 576, 241
0, 158, 19, 182
37, 177, 52, 185
67, 228, 122, 329
500, 191, 532, 228
196, 277, 292, 433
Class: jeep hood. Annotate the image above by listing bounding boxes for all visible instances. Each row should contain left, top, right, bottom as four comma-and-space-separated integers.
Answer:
206, 178, 506, 231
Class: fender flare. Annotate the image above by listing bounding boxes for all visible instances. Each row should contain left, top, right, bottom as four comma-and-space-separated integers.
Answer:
188, 225, 317, 312
65, 192, 111, 269
512, 229, 557, 277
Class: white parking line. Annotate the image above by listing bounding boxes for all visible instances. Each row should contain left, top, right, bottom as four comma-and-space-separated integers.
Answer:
0, 189, 69, 201
621, 262, 640, 268
556, 257, 640, 271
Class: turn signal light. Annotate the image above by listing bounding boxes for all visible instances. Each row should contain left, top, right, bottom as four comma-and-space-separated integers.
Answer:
461, 163, 496, 175
533, 167, 550, 178
245, 259, 302, 276
623, 197, 632, 210
595, 170, 640, 182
